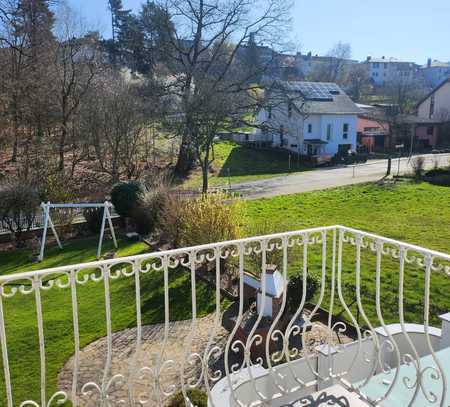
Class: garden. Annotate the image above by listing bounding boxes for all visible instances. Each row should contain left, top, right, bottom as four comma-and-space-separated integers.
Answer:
0, 180, 449, 405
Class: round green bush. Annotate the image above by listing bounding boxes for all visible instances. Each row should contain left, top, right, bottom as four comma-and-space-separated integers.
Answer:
110, 181, 144, 218
168, 389, 208, 407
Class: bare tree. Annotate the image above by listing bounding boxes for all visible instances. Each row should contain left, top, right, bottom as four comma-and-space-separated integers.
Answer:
155, 0, 292, 179
53, 2, 100, 172
345, 63, 371, 103
83, 71, 150, 183
309, 41, 352, 84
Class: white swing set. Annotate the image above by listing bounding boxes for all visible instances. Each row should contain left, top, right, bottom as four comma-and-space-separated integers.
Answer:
38, 201, 118, 261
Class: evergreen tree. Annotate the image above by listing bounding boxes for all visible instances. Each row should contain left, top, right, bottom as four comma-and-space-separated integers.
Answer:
139, 1, 175, 73
243, 33, 262, 83
10, 0, 57, 179
116, 11, 145, 72
14, 0, 55, 53
107, 0, 130, 65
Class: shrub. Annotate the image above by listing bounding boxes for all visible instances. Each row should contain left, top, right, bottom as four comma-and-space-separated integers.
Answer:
0, 181, 40, 244
39, 174, 78, 226
39, 173, 77, 203
160, 194, 185, 245
161, 193, 242, 247
111, 181, 144, 218
287, 273, 319, 314
411, 156, 425, 180
168, 389, 208, 407
83, 208, 104, 234
129, 188, 167, 236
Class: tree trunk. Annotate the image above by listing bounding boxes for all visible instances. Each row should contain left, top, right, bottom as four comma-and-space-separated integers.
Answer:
58, 125, 67, 172
11, 123, 18, 163
174, 132, 195, 176
202, 162, 209, 194
11, 97, 19, 162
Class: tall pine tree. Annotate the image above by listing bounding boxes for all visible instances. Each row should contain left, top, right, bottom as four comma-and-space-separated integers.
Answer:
12, 0, 56, 179
107, 0, 128, 65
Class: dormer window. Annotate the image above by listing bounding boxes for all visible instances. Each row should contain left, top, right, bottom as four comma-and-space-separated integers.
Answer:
268, 106, 272, 119
308, 123, 312, 134
288, 101, 293, 118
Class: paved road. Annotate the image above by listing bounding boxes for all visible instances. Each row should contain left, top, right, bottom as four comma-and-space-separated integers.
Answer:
231, 153, 450, 199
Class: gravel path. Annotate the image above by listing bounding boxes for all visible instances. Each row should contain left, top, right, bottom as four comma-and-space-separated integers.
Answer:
58, 315, 228, 406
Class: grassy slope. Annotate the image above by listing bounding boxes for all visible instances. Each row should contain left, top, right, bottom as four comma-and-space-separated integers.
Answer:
0, 238, 220, 405
183, 141, 309, 188
243, 181, 450, 327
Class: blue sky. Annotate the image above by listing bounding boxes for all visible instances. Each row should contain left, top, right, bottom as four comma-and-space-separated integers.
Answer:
67, 0, 450, 64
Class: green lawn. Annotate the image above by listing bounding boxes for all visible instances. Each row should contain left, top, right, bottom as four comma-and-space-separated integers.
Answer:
243, 181, 450, 328
1, 181, 449, 404
0, 237, 221, 405
183, 141, 309, 188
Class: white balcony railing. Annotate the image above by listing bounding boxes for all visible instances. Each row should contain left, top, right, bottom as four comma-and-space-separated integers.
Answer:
0, 225, 449, 406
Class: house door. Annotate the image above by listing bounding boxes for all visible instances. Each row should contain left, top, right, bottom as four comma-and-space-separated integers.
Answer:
307, 144, 313, 156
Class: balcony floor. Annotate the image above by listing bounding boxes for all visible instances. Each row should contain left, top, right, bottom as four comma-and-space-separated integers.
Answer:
356, 346, 450, 406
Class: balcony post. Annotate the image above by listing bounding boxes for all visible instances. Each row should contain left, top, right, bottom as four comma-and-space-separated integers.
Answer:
316, 344, 338, 391
439, 312, 450, 349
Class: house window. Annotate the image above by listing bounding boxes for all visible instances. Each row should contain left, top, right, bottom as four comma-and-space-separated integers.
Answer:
290, 144, 297, 148
373, 62, 380, 68
288, 101, 292, 118
326, 124, 333, 141
268, 106, 272, 119
427, 126, 434, 136
429, 95, 435, 118
343, 123, 349, 139
308, 123, 312, 134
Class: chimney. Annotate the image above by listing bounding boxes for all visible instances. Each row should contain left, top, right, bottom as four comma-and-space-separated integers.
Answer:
427, 58, 432, 68
367, 55, 372, 62
382, 56, 385, 59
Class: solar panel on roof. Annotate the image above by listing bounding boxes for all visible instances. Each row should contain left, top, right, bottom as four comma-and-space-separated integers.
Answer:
281, 82, 342, 100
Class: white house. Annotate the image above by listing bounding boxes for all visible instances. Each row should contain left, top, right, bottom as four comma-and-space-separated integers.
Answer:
421, 59, 450, 88
255, 81, 361, 158
417, 78, 450, 121
365, 56, 417, 86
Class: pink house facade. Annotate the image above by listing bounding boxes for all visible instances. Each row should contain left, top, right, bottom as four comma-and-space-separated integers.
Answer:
415, 123, 439, 149
357, 116, 390, 153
